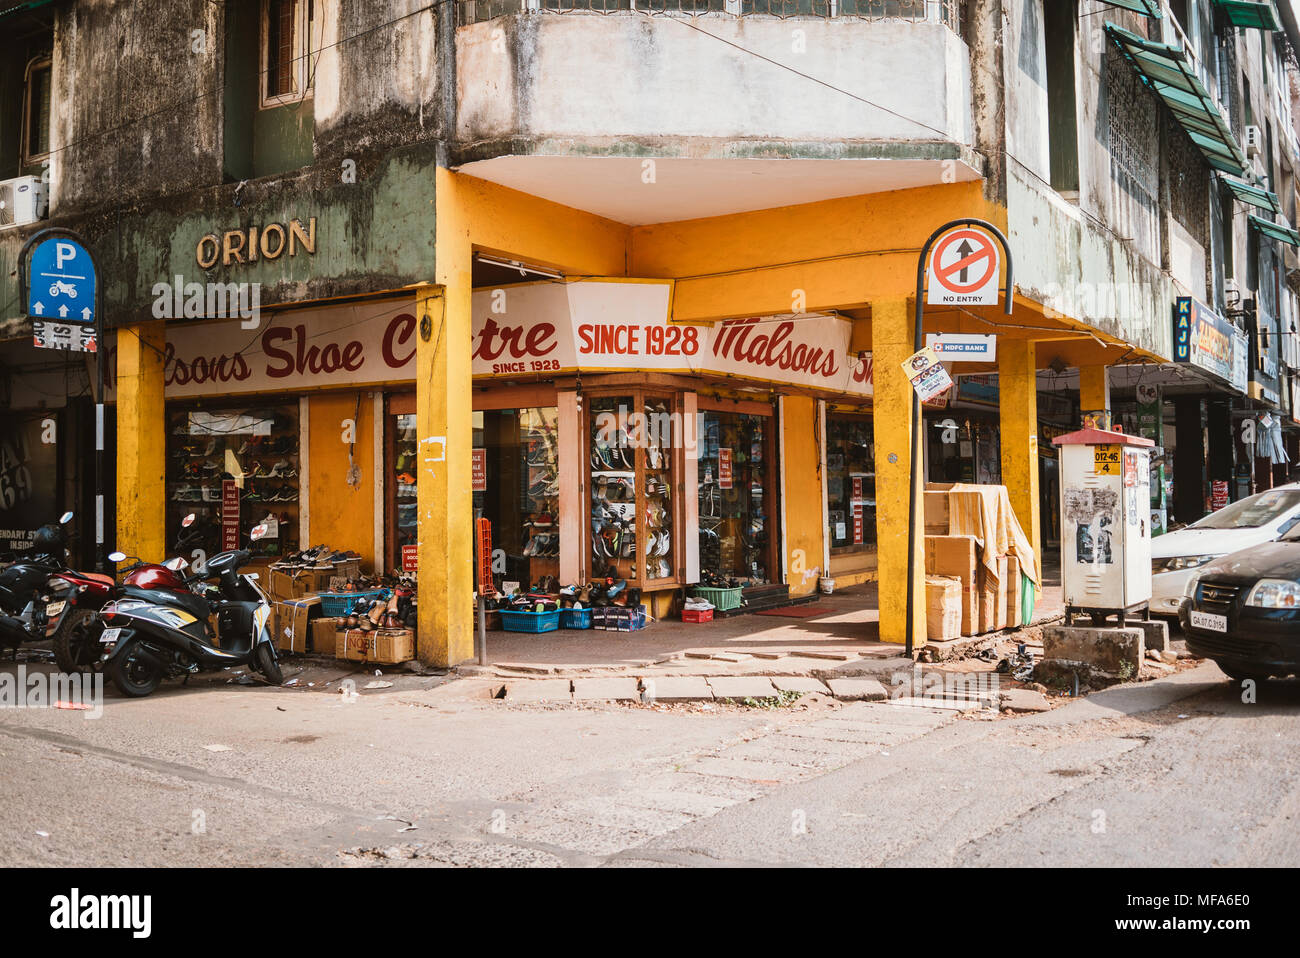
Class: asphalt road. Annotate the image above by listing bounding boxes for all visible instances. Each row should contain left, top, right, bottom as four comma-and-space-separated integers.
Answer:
1, 659, 1295, 867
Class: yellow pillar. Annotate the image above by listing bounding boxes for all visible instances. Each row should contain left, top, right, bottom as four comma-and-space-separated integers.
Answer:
1079, 364, 1110, 414
871, 297, 925, 645
415, 169, 474, 667
115, 321, 166, 563
999, 339, 1042, 584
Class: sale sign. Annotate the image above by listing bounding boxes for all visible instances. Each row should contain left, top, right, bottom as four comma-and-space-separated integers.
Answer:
402, 544, 418, 572
221, 480, 240, 550
718, 449, 733, 489
471, 449, 486, 492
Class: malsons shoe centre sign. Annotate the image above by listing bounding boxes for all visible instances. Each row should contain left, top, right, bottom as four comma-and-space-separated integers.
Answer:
103, 280, 874, 399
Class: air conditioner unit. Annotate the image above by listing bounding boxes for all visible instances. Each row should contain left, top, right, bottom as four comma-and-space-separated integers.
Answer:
0, 176, 46, 229
1245, 125, 1264, 158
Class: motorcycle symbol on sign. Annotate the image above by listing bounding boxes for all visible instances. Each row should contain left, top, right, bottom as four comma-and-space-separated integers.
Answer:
48, 281, 77, 298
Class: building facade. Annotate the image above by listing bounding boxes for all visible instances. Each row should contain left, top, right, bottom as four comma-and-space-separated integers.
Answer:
2, 0, 1298, 663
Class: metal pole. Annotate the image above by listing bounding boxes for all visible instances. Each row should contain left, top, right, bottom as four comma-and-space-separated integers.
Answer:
907, 219, 1015, 658
477, 594, 488, 666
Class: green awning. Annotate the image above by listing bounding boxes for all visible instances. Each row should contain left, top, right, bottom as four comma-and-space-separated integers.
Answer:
1214, 0, 1281, 30
1249, 214, 1300, 246
1223, 176, 1282, 213
1106, 23, 1248, 176
1097, 0, 1162, 15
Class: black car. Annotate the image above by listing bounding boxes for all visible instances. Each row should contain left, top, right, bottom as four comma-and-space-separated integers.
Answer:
1179, 534, 1300, 680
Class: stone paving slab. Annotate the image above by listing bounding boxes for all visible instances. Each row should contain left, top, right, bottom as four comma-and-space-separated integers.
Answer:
771, 676, 831, 694
548, 798, 696, 834
825, 677, 888, 701
572, 677, 642, 701
706, 676, 778, 699
687, 756, 814, 784
500, 679, 573, 704
889, 695, 991, 711
781, 722, 914, 746
607, 789, 737, 817
644, 676, 713, 701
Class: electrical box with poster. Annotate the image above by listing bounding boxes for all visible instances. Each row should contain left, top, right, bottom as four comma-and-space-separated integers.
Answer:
1052, 428, 1154, 624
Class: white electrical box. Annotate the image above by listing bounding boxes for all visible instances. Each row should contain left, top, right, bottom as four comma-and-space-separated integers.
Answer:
1053, 428, 1154, 622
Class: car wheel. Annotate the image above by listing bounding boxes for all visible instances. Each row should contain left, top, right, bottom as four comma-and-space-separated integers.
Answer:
1218, 663, 1270, 683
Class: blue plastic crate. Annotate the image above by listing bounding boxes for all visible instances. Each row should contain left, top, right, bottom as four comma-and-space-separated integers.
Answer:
500, 609, 561, 633
559, 608, 593, 630
317, 589, 388, 617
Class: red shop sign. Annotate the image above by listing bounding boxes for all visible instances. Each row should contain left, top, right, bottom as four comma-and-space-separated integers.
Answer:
472, 449, 487, 492
402, 544, 418, 572
718, 448, 733, 490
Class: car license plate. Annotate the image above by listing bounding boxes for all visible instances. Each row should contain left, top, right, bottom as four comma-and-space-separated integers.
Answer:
99, 627, 121, 644
45, 600, 65, 618
1190, 611, 1227, 633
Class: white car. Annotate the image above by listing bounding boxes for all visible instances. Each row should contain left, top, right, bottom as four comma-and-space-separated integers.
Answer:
1150, 483, 1300, 617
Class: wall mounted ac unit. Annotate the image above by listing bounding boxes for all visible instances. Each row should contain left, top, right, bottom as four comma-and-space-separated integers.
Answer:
1245, 125, 1264, 158
0, 176, 46, 229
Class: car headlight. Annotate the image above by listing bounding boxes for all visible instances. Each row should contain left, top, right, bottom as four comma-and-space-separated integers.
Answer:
1245, 579, 1300, 609
1159, 555, 1218, 572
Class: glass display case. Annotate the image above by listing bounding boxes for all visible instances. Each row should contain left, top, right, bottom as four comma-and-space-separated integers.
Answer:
166, 403, 300, 564
586, 390, 680, 587
826, 415, 875, 554
698, 409, 772, 583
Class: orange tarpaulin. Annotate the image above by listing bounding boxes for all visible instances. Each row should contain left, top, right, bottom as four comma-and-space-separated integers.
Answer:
930, 483, 1039, 586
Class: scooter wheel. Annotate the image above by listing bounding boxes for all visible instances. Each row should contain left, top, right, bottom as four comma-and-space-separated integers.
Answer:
108, 647, 162, 698
255, 644, 283, 685
52, 608, 99, 674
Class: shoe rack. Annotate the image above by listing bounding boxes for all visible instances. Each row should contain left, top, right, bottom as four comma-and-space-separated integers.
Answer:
519, 411, 561, 582
167, 405, 300, 561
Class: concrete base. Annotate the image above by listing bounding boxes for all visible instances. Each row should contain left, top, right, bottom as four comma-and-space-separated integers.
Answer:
1130, 619, 1170, 654
1034, 623, 1149, 686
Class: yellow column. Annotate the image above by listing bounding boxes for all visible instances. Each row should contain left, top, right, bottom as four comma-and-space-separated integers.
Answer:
1079, 364, 1110, 414
115, 321, 166, 563
999, 339, 1042, 584
415, 169, 474, 667
871, 297, 925, 645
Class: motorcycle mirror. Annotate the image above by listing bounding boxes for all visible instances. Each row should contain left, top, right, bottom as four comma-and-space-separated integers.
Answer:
250, 523, 269, 541
182, 513, 197, 528
108, 551, 127, 563
59, 511, 74, 524
163, 557, 188, 572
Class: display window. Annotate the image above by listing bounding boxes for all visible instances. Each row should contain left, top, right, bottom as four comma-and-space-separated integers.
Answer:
166, 402, 301, 563
697, 406, 775, 585
585, 389, 680, 587
926, 413, 1001, 484
826, 414, 875, 554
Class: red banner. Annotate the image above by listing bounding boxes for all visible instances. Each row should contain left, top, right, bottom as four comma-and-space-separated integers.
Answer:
472, 449, 487, 492
718, 448, 733, 490
401, 544, 418, 572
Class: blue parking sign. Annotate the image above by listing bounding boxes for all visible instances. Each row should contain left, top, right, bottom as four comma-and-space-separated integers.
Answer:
27, 237, 96, 325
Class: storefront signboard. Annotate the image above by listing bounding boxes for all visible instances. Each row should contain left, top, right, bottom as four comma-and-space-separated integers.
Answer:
1173, 296, 1244, 392
1211, 480, 1230, 510
718, 448, 733, 489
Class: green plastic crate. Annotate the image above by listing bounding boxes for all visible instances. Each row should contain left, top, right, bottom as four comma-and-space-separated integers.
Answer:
690, 585, 744, 612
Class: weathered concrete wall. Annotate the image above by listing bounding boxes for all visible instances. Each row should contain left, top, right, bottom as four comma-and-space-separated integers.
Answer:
456, 15, 973, 159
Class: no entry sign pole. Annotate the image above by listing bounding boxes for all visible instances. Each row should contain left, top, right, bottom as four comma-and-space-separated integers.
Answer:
907, 220, 1014, 657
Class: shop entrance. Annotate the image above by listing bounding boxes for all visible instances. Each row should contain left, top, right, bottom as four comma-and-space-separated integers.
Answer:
697, 403, 777, 587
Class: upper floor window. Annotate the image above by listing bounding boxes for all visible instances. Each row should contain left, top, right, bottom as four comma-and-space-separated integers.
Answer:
261, 0, 320, 108
21, 56, 51, 167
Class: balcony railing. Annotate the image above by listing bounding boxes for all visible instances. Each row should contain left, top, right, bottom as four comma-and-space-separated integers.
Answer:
457, 0, 965, 31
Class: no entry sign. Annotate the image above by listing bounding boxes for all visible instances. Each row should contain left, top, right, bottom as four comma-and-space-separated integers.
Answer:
927, 227, 1001, 306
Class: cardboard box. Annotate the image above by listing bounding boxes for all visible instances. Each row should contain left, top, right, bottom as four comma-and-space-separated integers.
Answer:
311, 616, 341, 654
276, 596, 321, 653
1006, 556, 1022, 628
924, 535, 979, 636
923, 491, 950, 535
336, 628, 415, 664
977, 554, 1008, 634
925, 575, 962, 641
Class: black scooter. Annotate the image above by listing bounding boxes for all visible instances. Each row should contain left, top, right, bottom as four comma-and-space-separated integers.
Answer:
0, 512, 98, 661
97, 524, 282, 697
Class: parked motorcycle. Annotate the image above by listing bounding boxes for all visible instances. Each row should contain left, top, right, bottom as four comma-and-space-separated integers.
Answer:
97, 523, 282, 697
0, 512, 114, 669
55, 514, 211, 672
